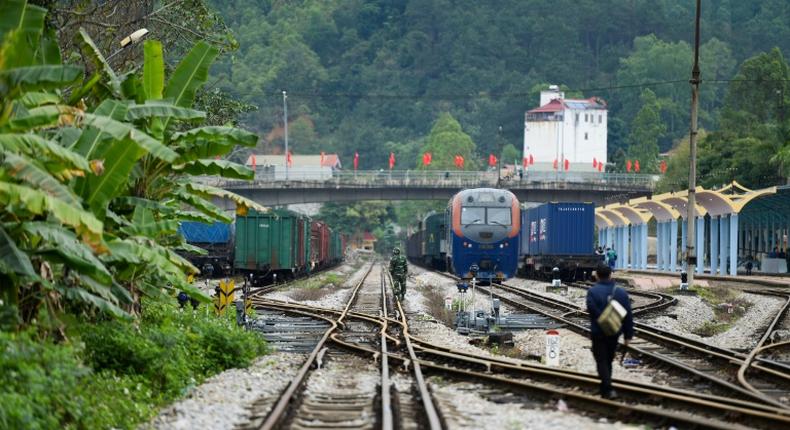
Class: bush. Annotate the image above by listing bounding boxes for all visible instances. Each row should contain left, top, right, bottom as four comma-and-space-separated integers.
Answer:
0, 301, 268, 429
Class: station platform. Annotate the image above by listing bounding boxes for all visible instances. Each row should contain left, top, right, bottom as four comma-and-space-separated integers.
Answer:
617, 268, 790, 290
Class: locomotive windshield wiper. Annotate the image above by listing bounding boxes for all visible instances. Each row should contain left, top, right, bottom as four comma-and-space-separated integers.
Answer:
488, 220, 507, 227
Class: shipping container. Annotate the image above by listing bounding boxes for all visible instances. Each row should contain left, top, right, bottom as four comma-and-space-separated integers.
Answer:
522, 203, 595, 256
179, 221, 232, 244
310, 221, 331, 269
234, 209, 310, 277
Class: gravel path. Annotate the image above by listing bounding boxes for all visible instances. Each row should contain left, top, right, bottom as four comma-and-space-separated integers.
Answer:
144, 352, 304, 430
646, 291, 785, 350
429, 380, 637, 430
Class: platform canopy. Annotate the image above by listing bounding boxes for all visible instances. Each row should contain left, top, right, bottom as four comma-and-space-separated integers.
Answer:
739, 185, 790, 226
596, 182, 778, 223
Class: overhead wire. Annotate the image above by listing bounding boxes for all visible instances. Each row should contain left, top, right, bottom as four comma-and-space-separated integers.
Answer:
277, 78, 789, 100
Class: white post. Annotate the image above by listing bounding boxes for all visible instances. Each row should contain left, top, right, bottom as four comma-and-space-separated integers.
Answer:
696, 216, 705, 274
720, 215, 729, 275
729, 214, 739, 276
670, 218, 678, 272
681, 219, 687, 270
641, 223, 649, 269
711, 216, 719, 275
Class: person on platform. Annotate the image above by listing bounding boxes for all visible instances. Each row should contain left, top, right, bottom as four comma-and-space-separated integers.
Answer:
586, 264, 634, 399
389, 247, 408, 301
606, 247, 617, 270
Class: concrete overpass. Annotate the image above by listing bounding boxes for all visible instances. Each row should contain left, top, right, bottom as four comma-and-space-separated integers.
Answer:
206, 170, 655, 207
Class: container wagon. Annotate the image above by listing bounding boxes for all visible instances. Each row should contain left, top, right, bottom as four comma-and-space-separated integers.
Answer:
177, 221, 233, 277
406, 213, 446, 270
446, 188, 520, 281
329, 230, 343, 265
310, 221, 331, 270
234, 209, 311, 284
520, 202, 602, 281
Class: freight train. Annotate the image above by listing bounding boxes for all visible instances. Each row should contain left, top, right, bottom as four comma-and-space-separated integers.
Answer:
406, 193, 601, 282
520, 202, 602, 281
179, 209, 345, 284
406, 212, 446, 271
447, 188, 521, 280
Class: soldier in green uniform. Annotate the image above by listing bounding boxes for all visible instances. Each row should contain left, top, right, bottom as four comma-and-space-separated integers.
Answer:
389, 247, 408, 300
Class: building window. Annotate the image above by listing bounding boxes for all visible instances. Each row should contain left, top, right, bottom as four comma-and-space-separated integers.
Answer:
575, 113, 579, 123
584, 132, 588, 140
584, 114, 588, 122
598, 114, 602, 124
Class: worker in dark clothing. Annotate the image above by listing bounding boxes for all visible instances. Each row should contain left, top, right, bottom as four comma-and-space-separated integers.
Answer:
389, 247, 408, 301
586, 264, 634, 399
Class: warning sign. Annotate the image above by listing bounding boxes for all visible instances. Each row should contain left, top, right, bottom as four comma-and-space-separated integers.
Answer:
214, 279, 235, 315
545, 329, 560, 367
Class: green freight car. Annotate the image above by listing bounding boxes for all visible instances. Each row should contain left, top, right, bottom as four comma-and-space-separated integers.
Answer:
329, 230, 344, 264
406, 212, 446, 270
234, 209, 310, 283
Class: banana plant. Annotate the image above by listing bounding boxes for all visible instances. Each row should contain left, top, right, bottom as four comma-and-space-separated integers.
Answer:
0, 0, 265, 328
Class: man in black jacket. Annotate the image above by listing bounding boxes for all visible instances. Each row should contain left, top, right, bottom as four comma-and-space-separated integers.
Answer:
586, 264, 634, 398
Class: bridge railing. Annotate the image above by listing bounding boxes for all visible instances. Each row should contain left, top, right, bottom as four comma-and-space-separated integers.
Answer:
201, 170, 657, 190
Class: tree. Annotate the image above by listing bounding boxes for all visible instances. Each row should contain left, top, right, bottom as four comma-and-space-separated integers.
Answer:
417, 113, 477, 170
501, 144, 521, 165
626, 89, 665, 173
0, 0, 263, 329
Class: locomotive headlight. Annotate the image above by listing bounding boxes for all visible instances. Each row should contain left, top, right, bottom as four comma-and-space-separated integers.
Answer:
499, 244, 504, 248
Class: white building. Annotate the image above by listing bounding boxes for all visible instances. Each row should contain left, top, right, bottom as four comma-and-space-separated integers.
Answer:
523, 85, 607, 172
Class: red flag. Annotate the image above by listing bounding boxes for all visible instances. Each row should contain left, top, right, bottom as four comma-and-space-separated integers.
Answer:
593, 157, 598, 168
286, 151, 293, 167
488, 153, 497, 167
564, 159, 570, 171
529, 154, 534, 165
427, 152, 432, 164
389, 152, 395, 170
422, 152, 432, 166
522, 157, 528, 167
634, 160, 640, 173
626, 160, 632, 173
454, 155, 465, 169
251, 154, 256, 168
353, 152, 359, 170
553, 158, 558, 170
660, 160, 667, 174
598, 162, 603, 172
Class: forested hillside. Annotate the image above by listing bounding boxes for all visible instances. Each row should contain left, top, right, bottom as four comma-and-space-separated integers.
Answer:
209, 0, 790, 187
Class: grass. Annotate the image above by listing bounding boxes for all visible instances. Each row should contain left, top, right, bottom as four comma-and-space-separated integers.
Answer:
419, 284, 457, 327
687, 285, 752, 337
287, 272, 346, 301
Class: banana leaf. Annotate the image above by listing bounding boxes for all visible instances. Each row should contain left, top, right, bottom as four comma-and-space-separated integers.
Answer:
164, 41, 219, 108
175, 159, 253, 180
81, 113, 178, 162
1, 151, 81, 205
125, 101, 206, 121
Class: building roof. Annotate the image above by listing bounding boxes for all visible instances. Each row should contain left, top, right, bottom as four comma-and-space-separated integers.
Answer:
527, 97, 607, 114
363, 232, 376, 241
245, 154, 342, 168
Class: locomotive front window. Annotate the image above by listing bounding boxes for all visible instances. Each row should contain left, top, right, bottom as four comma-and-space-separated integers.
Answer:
461, 207, 485, 225
486, 208, 511, 226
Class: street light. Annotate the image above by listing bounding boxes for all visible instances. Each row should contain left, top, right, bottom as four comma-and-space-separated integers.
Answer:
497, 125, 503, 187
107, 28, 149, 60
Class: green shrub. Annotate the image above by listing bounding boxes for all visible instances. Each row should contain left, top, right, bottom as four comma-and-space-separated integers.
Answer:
0, 301, 268, 429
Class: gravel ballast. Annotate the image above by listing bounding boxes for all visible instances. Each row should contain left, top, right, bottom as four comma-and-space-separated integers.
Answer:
145, 352, 304, 430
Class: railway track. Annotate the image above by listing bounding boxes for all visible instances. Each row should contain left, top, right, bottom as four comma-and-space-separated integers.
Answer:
243, 263, 790, 428
243, 262, 442, 430
477, 277, 790, 409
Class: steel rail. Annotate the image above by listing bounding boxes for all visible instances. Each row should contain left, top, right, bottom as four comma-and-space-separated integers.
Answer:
387, 271, 444, 430
256, 262, 374, 430
252, 297, 790, 428
486, 281, 790, 408
380, 267, 394, 430
737, 293, 790, 402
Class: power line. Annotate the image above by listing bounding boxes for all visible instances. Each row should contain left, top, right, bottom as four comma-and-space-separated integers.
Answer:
278, 78, 789, 101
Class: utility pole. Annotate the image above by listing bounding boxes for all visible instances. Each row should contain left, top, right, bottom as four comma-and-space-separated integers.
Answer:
497, 125, 503, 187
686, 0, 701, 286
283, 90, 289, 182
